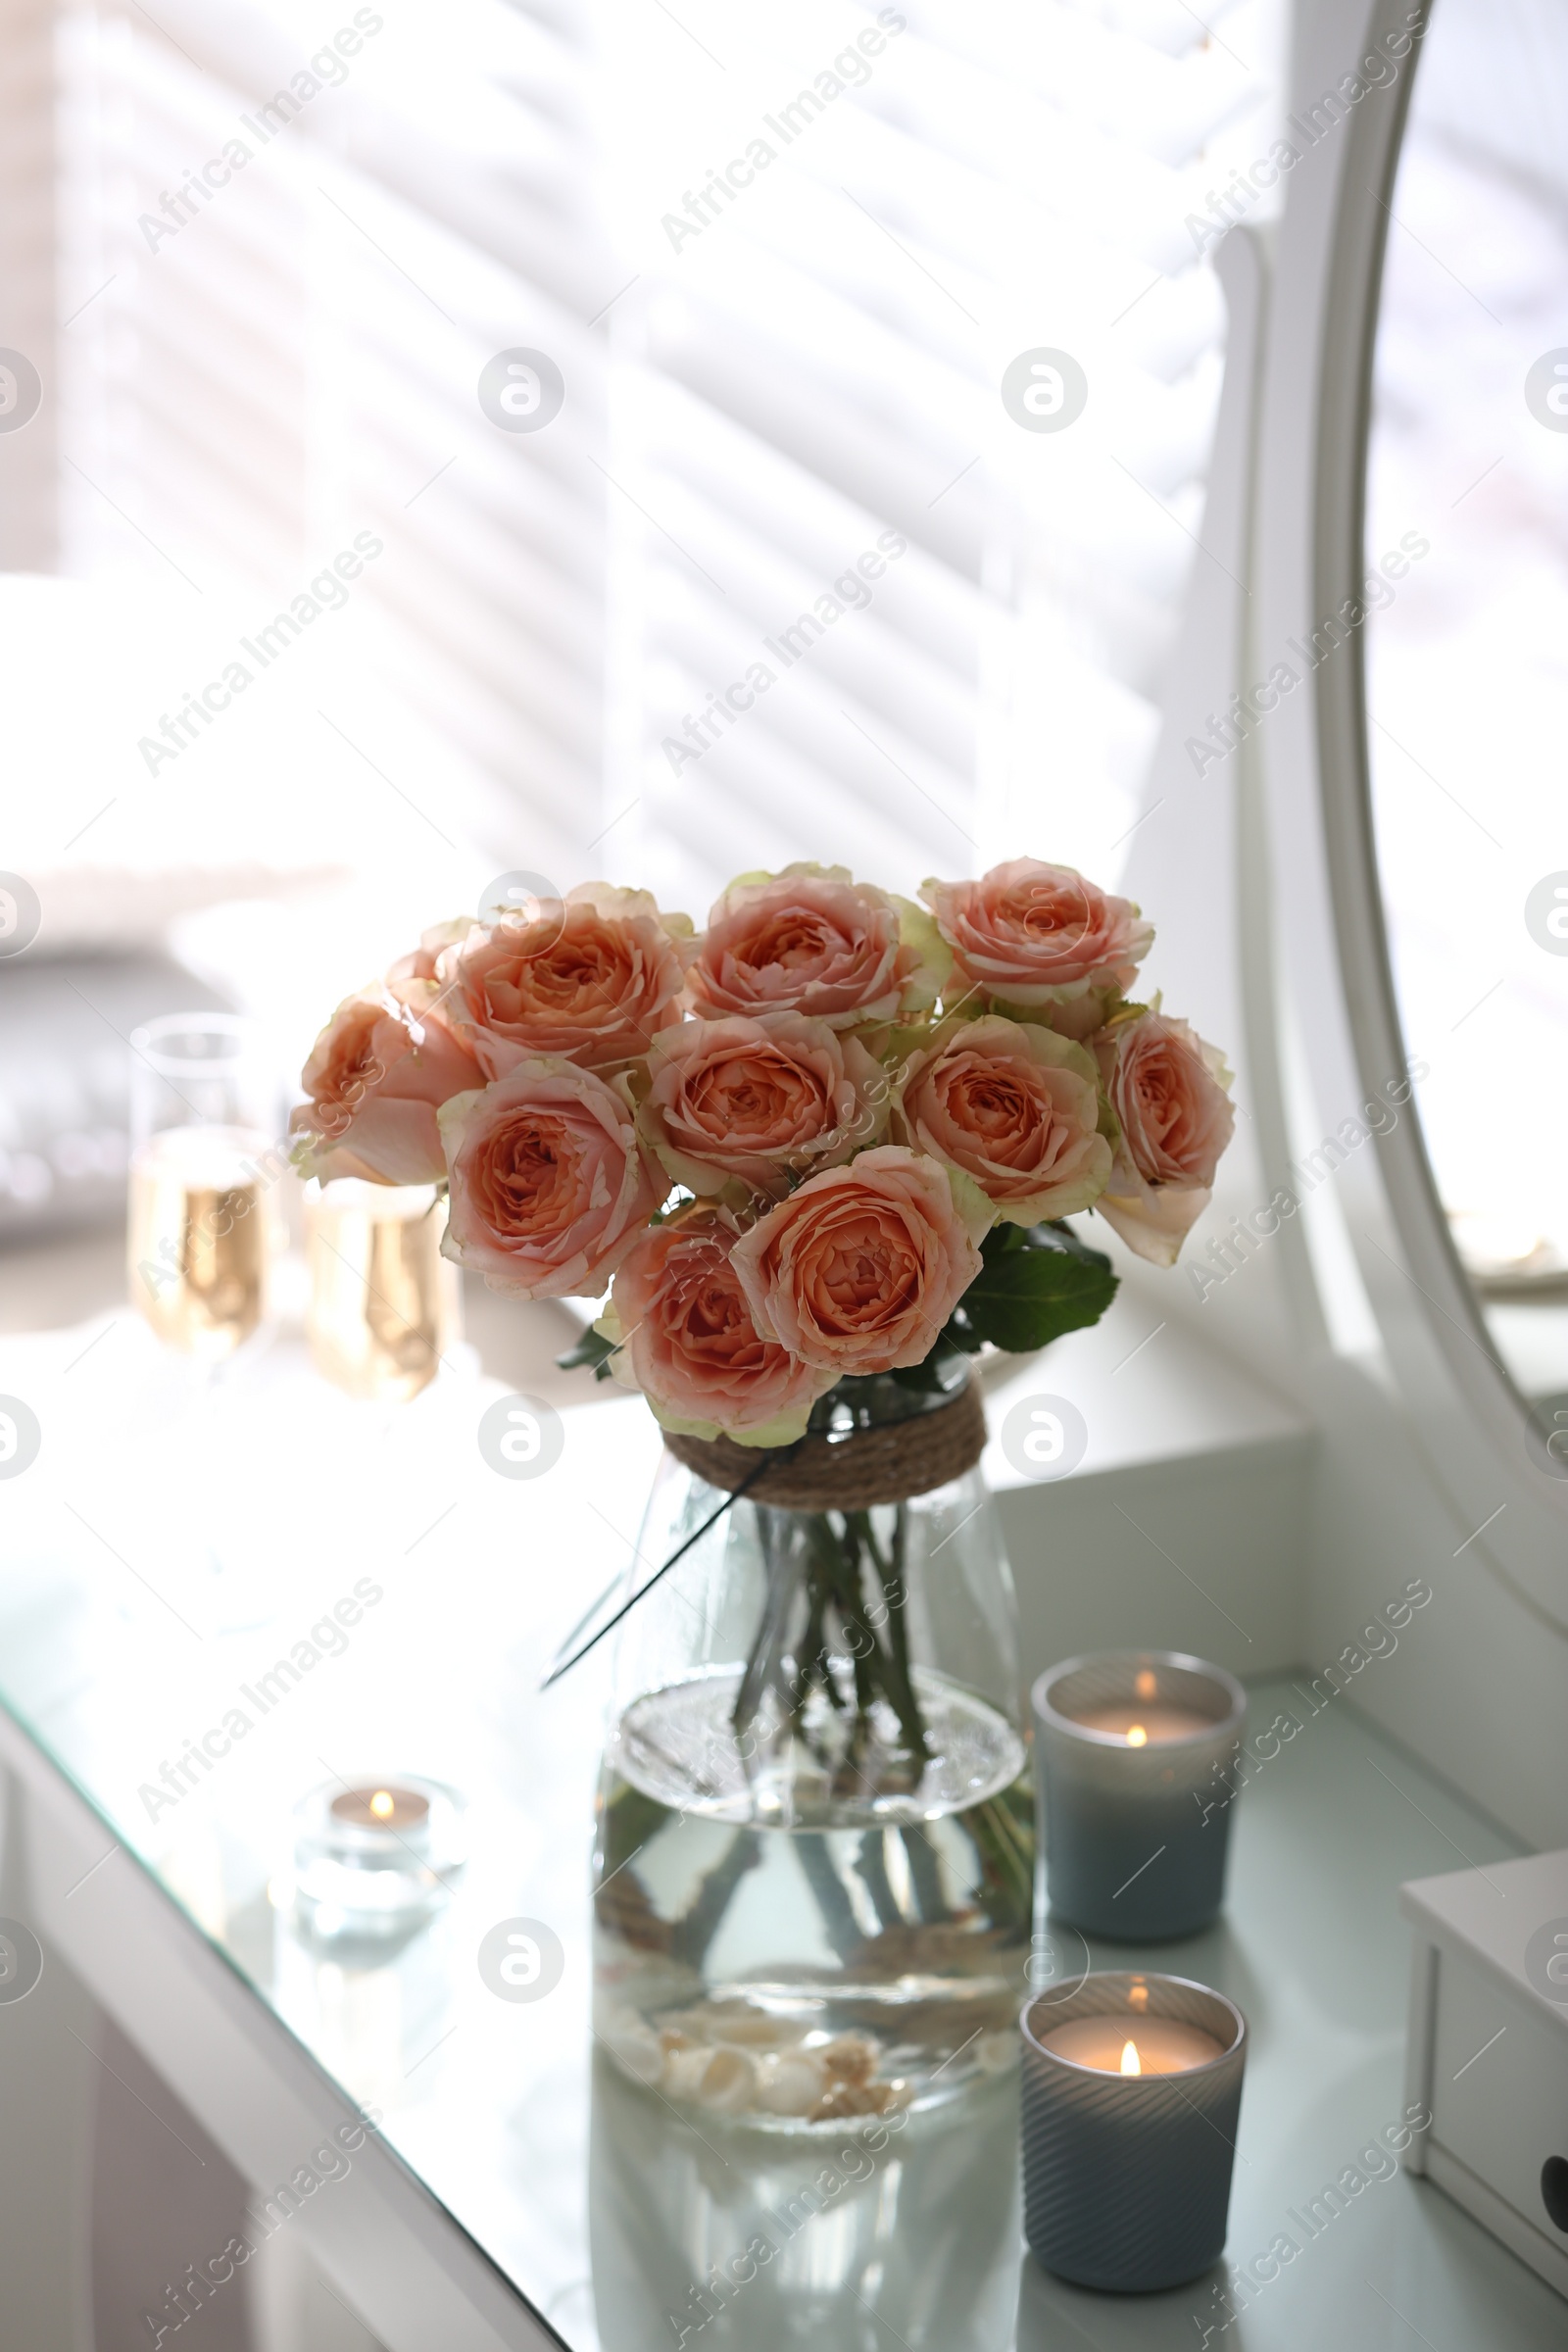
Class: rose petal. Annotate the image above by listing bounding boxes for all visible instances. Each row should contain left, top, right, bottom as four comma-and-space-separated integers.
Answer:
439, 1060, 662, 1298
293, 980, 484, 1184
893, 1014, 1111, 1225
1091, 1008, 1234, 1266
637, 1011, 887, 1199
687, 863, 946, 1029
730, 1145, 984, 1377
604, 1210, 836, 1441
921, 858, 1152, 1033
439, 884, 690, 1074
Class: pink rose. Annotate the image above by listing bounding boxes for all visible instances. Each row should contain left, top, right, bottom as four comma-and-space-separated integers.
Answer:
602, 1210, 836, 1445
439, 1060, 662, 1298
637, 1012, 886, 1200
731, 1145, 989, 1378
921, 858, 1153, 1038
894, 1015, 1111, 1225
439, 883, 691, 1075
386, 917, 471, 987
686, 862, 947, 1029
291, 979, 484, 1185
1093, 1009, 1235, 1266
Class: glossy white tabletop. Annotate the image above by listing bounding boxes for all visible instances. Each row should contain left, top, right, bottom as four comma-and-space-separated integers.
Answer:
0, 1309, 1561, 2349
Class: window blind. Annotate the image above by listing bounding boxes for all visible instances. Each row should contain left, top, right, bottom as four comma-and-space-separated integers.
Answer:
43, 0, 1284, 924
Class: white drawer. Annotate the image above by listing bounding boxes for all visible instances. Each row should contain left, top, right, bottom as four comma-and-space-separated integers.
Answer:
1429, 1954, 1568, 2248
1402, 1847, 1568, 2301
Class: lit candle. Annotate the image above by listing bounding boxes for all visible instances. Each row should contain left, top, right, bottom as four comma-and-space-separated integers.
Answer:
1021, 1972, 1248, 2291
1068, 1704, 1217, 1745
329, 1784, 432, 1842
1033, 1650, 1246, 1940
1040, 2015, 1226, 2076
290, 1775, 463, 1953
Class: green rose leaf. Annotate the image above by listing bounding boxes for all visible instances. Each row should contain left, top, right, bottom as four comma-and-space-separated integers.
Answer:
1015, 1217, 1117, 1272
890, 1342, 972, 1394
945, 1217, 1118, 1353
556, 1325, 618, 1375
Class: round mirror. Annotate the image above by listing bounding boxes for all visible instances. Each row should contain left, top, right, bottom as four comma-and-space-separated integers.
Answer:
1365, 0, 1568, 1450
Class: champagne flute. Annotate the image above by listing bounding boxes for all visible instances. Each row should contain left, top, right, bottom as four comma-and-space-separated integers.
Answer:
306, 1177, 459, 1406
126, 1012, 281, 1359
126, 1013, 282, 1628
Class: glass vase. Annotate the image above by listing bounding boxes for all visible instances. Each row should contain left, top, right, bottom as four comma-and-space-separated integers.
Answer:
592, 1370, 1034, 2131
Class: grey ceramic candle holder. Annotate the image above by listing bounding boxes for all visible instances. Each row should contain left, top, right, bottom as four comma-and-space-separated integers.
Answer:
1021, 1970, 1248, 2291
1033, 1649, 1247, 1940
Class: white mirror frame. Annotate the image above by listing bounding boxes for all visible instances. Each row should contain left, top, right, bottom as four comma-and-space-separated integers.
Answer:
1257, 0, 1568, 1641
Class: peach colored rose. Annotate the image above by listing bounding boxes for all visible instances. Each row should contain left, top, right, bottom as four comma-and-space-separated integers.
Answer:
291, 979, 484, 1185
600, 1210, 836, 1445
893, 1015, 1111, 1225
731, 1145, 990, 1378
438, 1060, 662, 1298
921, 858, 1153, 1039
1092, 1008, 1235, 1266
636, 1012, 887, 1200
439, 883, 692, 1075
686, 863, 948, 1030
386, 917, 470, 987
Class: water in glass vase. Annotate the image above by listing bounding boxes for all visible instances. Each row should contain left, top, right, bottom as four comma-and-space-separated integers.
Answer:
594, 1663, 1033, 2128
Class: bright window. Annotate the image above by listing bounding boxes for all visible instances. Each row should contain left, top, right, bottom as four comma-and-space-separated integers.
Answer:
17, 0, 1283, 1016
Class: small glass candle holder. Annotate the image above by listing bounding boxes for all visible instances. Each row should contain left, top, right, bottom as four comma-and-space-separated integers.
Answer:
306, 1178, 459, 1402
289, 1776, 466, 1956
1034, 1650, 1246, 1940
1021, 1970, 1247, 2291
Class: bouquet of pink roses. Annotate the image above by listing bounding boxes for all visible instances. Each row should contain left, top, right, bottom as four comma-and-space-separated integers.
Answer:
292, 859, 1234, 1446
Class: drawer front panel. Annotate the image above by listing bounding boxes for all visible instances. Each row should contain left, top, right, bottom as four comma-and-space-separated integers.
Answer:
1430, 1952, 1568, 2248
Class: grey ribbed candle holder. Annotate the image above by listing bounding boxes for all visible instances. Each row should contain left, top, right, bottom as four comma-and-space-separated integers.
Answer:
1021, 1972, 1247, 2291
1033, 1650, 1246, 1940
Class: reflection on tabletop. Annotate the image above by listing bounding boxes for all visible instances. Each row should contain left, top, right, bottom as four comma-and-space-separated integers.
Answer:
588, 2045, 1020, 2352
583, 1914, 1268, 2352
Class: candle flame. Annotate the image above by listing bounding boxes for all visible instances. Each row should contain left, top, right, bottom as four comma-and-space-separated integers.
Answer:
369, 1789, 395, 1820
1126, 1724, 1149, 1747
1120, 2039, 1141, 2077
1135, 1669, 1157, 1699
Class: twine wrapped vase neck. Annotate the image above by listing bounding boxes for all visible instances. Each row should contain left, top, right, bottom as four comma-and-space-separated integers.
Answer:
661, 1377, 987, 1511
